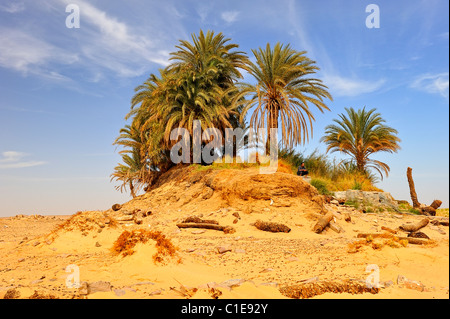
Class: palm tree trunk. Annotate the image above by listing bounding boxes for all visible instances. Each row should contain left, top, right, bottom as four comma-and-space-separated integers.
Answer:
266, 107, 279, 153
129, 181, 136, 198
407, 167, 420, 208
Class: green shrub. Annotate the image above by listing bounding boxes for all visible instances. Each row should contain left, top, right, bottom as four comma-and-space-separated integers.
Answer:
351, 180, 363, 190
310, 179, 333, 196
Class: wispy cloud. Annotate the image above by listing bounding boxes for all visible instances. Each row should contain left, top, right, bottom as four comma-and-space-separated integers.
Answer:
221, 11, 240, 24
411, 72, 449, 98
0, 151, 46, 169
0, 0, 179, 84
0, 2, 25, 13
56, 0, 171, 77
0, 27, 78, 79
323, 75, 386, 97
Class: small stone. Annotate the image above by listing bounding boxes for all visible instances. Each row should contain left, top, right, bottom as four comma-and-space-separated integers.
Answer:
111, 204, 122, 211
397, 275, 425, 292
95, 242, 101, 247
88, 281, 112, 294
259, 268, 274, 273
114, 289, 126, 297
219, 279, 245, 289
149, 289, 163, 296
217, 246, 232, 254
78, 282, 89, 295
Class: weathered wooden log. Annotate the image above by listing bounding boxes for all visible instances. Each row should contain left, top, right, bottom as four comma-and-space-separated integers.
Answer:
313, 211, 334, 234
253, 220, 291, 233
435, 220, 449, 226
420, 206, 436, 216
399, 218, 429, 232
407, 231, 430, 239
407, 167, 421, 208
430, 200, 443, 210
329, 220, 344, 233
176, 223, 235, 234
181, 216, 219, 225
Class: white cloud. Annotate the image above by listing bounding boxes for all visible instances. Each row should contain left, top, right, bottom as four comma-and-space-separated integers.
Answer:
59, 0, 171, 74
322, 74, 386, 97
0, 151, 46, 169
221, 11, 240, 23
411, 73, 449, 98
0, 2, 25, 13
0, 27, 78, 77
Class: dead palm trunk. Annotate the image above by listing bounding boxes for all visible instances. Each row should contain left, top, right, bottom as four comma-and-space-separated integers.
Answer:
407, 167, 420, 208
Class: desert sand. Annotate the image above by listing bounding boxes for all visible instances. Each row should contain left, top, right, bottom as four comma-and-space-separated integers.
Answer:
0, 166, 448, 299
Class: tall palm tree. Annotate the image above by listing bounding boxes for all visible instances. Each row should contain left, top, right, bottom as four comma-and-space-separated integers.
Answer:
235, 43, 332, 149
160, 30, 249, 142
320, 107, 401, 179
111, 120, 147, 197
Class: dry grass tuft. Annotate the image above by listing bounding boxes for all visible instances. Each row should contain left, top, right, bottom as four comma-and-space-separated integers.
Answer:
280, 280, 379, 299
111, 229, 178, 264
347, 234, 408, 253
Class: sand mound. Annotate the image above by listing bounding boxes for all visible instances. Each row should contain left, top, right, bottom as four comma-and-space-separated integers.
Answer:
2, 165, 448, 299
113, 165, 325, 219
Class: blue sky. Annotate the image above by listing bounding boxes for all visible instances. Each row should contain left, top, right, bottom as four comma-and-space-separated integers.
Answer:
0, 0, 448, 216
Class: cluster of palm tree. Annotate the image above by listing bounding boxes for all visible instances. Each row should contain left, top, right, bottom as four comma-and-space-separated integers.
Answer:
111, 30, 333, 196
111, 29, 400, 198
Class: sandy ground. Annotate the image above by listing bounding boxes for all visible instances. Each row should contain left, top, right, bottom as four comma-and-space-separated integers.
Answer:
0, 168, 448, 299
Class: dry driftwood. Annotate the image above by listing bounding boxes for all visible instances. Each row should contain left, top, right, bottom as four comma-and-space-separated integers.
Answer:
182, 216, 219, 225
399, 218, 429, 232
430, 200, 443, 210
176, 223, 235, 234
430, 218, 449, 227
407, 231, 430, 239
313, 211, 334, 234
253, 220, 291, 233
420, 206, 435, 216
328, 220, 344, 233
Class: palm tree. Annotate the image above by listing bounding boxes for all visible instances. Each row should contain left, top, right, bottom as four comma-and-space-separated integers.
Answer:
130, 30, 249, 162
235, 43, 332, 149
161, 30, 249, 142
320, 107, 401, 179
